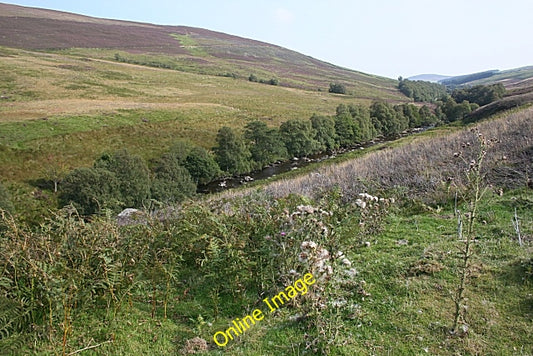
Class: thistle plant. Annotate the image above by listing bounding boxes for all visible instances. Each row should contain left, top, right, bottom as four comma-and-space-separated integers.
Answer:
450, 129, 495, 335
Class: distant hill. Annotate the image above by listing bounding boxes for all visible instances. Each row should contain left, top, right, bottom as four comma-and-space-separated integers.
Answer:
0, 2, 399, 96
408, 67, 533, 90
407, 74, 451, 83
439, 67, 533, 89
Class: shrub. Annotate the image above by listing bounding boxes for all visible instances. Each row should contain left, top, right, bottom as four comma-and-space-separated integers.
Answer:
59, 167, 121, 215
151, 155, 196, 203
268, 78, 279, 86
213, 127, 252, 175
183, 146, 221, 185
329, 83, 346, 94
94, 149, 151, 208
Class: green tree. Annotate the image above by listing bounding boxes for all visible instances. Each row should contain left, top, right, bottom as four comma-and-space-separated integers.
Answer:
94, 149, 151, 208
151, 155, 196, 203
165, 140, 193, 165
279, 119, 320, 157
397, 103, 421, 128
59, 167, 121, 215
183, 146, 221, 185
329, 83, 347, 94
452, 84, 505, 106
418, 105, 438, 126
213, 127, 252, 175
370, 101, 408, 137
349, 104, 376, 142
244, 121, 288, 168
398, 79, 447, 102
310, 114, 339, 151
41, 154, 69, 193
334, 104, 377, 145
440, 97, 475, 122
334, 112, 358, 146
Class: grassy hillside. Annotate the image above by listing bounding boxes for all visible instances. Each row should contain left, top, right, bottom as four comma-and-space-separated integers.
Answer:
0, 47, 395, 183
1, 107, 531, 355
0, 2, 399, 94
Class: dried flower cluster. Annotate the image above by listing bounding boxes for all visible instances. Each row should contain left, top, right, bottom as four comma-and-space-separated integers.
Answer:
355, 193, 395, 209
354, 192, 395, 239
180, 337, 208, 354
299, 240, 333, 282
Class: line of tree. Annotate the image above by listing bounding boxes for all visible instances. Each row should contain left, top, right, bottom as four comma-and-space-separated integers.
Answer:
432, 84, 506, 122
212, 101, 439, 175
59, 145, 221, 215
451, 83, 506, 106
398, 77, 448, 102
56, 101, 440, 215
440, 70, 499, 88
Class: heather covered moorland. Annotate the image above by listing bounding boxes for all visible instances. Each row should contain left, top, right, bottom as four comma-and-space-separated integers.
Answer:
0, 3, 532, 355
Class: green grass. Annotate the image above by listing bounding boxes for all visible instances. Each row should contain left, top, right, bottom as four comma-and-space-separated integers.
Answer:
11, 189, 530, 355
171, 34, 209, 57
1, 47, 379, 188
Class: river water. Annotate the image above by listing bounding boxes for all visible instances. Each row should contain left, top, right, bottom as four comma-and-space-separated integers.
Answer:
198, 128, 426, 194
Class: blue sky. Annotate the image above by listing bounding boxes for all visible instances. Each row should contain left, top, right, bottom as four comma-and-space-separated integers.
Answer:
3, 0, 533, 79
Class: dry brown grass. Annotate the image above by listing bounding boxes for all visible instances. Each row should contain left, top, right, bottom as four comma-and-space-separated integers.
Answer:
0, 99, 233, 122
0, 49, 359, 123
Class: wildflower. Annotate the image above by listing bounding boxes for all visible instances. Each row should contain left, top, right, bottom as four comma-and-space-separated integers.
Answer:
341, 258, 352, 267
330, 298, 347, 308
280, 231, 287, 236
298, 252, 309, 263
316, 248, 330, 260
297, 205, 316, 214
301, 241, 318, 250
345, 268, 358, 277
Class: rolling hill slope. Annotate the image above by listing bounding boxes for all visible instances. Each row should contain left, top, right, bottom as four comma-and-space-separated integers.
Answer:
0, 2, 399, 95
0, 3, 409, 197
433, 67, 533, 89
